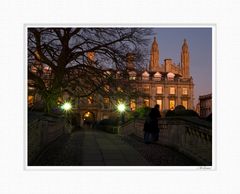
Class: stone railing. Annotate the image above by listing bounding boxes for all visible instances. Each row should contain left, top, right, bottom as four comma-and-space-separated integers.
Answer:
28, 115, 66, 165
119, 117, 212, 165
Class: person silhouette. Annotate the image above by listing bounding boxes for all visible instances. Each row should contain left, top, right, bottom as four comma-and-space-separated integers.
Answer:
143, 104, 161, 143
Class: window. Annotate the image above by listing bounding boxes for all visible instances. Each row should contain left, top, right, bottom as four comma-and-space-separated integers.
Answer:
153, 72, 162, 81
103, 97, 110, 109
117, 87, 123, 92
142, 71, 149, 80
104, 85, 110, 92
116, 71, 121, 79
156, 86, 163, 94
182, 88, 188, 95
170, 87, 175, 95
130, 99, 136, 111
143, 99, 150, 107
28, 96, 34, 106
142, 76, 149, 80
129, 71, 137, 80
129, 76, 136, 80
104, 97, 109, 104
143, 86, 150, 94
169, 100, 175, 110
182, 100, 188, 109
156, 99, 162, 111
167, 72, 175, 81
88, 96, 94, 104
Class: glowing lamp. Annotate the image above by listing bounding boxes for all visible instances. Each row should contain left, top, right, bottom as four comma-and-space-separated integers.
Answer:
117, 103, 126, 113
61, 102, 72, 111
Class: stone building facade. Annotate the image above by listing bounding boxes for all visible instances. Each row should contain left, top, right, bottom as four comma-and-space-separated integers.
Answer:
75, 37, 194, 124
199, 93, 212, 118
28, 37, 194, 125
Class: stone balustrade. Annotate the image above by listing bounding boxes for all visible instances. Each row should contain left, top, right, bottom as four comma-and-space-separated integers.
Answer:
119, 117, 212, 165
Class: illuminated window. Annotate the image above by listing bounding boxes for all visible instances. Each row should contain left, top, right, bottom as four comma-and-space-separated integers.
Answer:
182, 100, 188, 109
104, 85, 110, 92
28, 96, 34, 106
156, 99, 162, 111
143, 86, 150, 94
167, 72, 175, 81
116, 71, 121, 79
103, 115, 109, 119
170, 87, 175, 95
103, 97, 110, 109
153, 72, 162, 81
156, 86, 163, 94
130, 99, 136, 111
117, 87, 123, 92
144, 99, 150, 107
129, 71, 137, 80
182, 88, 188, 95
104, 97, 109, 104
88, 96, 94, 104
169, 100, 175, 110
142, 71, 149, 80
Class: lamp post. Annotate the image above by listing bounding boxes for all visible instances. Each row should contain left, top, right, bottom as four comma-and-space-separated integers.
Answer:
117, 103, 126, 124
61, 101, 72, 133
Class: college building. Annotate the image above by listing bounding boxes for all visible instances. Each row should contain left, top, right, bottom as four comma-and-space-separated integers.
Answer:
28, 37, 194, 125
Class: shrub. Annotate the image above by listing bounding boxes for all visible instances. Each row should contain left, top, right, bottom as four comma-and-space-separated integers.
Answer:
132, 107, 151, 119
96, 118, 119, 133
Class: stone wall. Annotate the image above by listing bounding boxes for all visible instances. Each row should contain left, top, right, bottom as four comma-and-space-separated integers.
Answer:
28, 115, 66, 165
119, 117, 212, 165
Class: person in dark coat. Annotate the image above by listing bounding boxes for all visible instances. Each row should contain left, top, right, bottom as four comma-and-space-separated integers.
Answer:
143, 104, 161, 143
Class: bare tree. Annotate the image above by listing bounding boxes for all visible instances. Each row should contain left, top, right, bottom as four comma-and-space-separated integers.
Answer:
28, 28, 152, 113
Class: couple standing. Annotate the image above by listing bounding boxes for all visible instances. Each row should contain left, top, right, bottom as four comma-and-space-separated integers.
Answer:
143, 104, 161, 144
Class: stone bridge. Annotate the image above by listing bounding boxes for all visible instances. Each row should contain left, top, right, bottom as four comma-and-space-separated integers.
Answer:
28, 111, 212, 166
118, 117, 212, 166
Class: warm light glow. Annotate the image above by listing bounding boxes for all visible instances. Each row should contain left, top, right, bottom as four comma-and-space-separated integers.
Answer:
61, 102, 72, 111
117, 103, 126, 112
169, 100, 175, 110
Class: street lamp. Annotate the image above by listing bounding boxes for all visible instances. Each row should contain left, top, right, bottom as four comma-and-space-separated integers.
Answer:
61, 101, 72, 112
117, 103, 126, 124
61, 101, 72, 133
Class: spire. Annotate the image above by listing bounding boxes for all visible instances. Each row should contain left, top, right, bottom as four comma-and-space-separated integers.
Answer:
181, 39, 190, 78
182, 38, 189, 53
149, 37, 160, 71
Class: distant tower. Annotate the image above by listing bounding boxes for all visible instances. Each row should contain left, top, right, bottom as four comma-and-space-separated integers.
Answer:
181, 39, 190, 78
149, 37, 160, 71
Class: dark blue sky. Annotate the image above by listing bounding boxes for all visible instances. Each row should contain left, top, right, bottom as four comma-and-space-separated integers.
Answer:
151, 28, 212, 106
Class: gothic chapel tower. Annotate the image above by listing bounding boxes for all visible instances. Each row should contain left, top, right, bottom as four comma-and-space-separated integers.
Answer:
149, 37, 160, 71
181, 39, 190, 78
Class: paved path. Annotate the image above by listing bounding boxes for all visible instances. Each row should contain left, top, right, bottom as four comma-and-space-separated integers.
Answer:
32, 129, 150, 166
32, 128, 198, 166
122, 135, 199, 166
